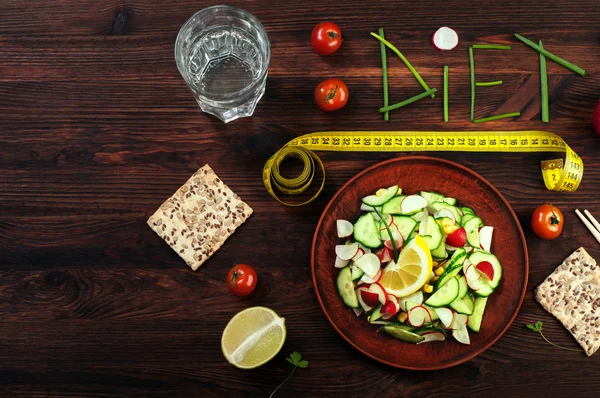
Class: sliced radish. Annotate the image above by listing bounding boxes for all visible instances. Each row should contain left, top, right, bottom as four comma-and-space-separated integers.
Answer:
387, 294, 400, 314
376, 247, 393, 263
335, 243, 359, 261
401, 195, 428, 215
436, 208, 456, 223
357, 287, 377, 311
407, 305, 432, 327
435, 307, 454, 328
352, 307, 363, 317
462, 258, 472, 275
360, 269, 382, 284
352, 248, 365, 262
445, 243, 458, 252
381, 300, 397, 316
412, 208, 429, 223
398, 291, 424, 311
465, 264, 483, 291
451, 313, 469, 329
432, 27, 459, 51
334, 256, 350, 268
336, 219, 353, 238
384, 238, 403, 251
354, 253, 381, 278
479, 226, 493, 252
381, 311, 396, 321
356, 243, 372, 254
452, 325, 471, 345
476, 260, 495, 281
368, 283, 388, 305
417, 331, 446, 344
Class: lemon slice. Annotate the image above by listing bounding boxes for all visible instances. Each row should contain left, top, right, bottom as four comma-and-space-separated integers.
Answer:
378, 235, 433, 297
221, 306, 286, 369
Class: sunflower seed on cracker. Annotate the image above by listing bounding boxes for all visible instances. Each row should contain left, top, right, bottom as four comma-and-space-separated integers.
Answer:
147, 165, 253, 271
534, 247, 600, 356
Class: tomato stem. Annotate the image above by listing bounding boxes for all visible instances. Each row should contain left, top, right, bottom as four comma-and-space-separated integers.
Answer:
324, 85, 338, 102
550, 205, 561, 225
327, 31, 339, 39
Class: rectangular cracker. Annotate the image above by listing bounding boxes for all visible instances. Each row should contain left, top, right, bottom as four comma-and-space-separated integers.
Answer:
147, 165, 253, 271
535, 247, 600, 356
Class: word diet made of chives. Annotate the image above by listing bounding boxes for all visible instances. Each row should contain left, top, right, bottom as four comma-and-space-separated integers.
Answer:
372, 32, 586, 124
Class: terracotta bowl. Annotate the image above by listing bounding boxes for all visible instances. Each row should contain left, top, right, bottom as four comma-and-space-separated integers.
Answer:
311, 156, 528, 370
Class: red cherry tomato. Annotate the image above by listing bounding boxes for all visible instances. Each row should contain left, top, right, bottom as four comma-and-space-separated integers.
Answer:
531, 204, 564, 240
311, 21, 342, 55
446, 227, 467, 247
593, 99, 600, 136
314, 78, 349, 112
227, 264, 257, 297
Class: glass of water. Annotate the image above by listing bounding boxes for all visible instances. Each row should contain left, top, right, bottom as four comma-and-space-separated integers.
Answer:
175, 5, 270, 123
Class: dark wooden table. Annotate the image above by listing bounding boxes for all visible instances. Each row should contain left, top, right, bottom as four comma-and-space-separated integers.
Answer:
1, 0, 599, 396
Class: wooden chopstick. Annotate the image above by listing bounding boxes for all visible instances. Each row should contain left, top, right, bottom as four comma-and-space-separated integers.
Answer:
575, 209, 600, 245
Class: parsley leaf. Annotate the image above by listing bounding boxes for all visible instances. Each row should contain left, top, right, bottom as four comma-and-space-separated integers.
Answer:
525, 321, 582, 352
269, 352, 309, 398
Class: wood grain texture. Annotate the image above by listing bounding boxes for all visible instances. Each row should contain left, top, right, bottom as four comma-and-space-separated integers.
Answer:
0, 0, 599, 396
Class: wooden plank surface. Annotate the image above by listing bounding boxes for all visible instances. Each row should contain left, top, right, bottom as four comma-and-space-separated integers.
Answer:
1, 0, 599, 396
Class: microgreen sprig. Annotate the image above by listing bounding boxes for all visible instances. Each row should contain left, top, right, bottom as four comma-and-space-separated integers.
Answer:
269, 352, 308, 398
525, 321, 582, 352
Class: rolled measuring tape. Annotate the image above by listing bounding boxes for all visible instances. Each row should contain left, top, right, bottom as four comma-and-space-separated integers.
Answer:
263, 131, 583, 206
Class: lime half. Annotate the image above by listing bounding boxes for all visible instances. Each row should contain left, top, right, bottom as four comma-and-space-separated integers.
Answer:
221, 306, 286, 369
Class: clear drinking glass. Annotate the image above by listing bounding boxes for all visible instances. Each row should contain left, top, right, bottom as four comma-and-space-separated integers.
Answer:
175, 5, 270, 123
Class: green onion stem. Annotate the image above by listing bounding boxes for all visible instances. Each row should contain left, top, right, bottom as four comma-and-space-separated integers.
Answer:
539, 40, 549, 123
379, 88, 438, 113
472, 44, 512, 50
469, 47, 475, 121
473, 112, 521, 123
443, 65, 449, 123
370, 32, 435, 98
514, 34, 586, 76
378, 28, 390, 122
475, 80, 503, 87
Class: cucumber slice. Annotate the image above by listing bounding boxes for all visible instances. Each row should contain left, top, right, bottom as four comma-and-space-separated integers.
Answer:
337, 267, 358, 308
435, 248, 467, 289
425, 277, 460, 307
353, 213, 382, 249
411, 208, 429, 223
456, 275, 468, 299
468, 251, 503, 289
381, 325, 425, 344
460, 206, 475, 216
381, 195, 406, 214
467, 296, 488, 332
362, 185, 399, 206
420, 191, 444, 206
400, 195, 428, 215
368, 303, 383, 323
460, 213, 476, 227
442, 197, 457, 205
392, 216, 418, 240
351, 265, 364, 281
449, 292, 474, 315
431, 244, 448, 260
429, 201, 462, 225
464, 216, 483, 248
421, 215, 443, 251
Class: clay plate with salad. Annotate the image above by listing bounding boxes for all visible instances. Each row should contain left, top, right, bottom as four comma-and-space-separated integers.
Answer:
311, 156, 528, 370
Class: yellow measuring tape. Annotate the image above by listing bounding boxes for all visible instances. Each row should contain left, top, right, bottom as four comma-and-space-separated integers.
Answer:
263, 131, 583, 206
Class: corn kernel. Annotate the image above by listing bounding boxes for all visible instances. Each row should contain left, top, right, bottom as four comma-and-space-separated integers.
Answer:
423, 284, 434, 293
398, 312, 408, 323
434, 266, 445, 276
397, 188, 402, 195
433, 275, 440, 282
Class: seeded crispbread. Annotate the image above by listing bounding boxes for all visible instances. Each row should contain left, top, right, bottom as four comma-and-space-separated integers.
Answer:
534, 247, 600, 356
147, 165, 253, 270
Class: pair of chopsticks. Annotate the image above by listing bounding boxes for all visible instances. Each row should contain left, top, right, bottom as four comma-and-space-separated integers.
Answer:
575, 209, 600, 245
